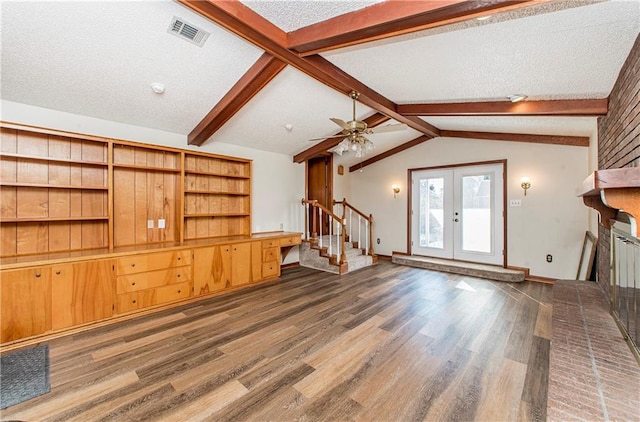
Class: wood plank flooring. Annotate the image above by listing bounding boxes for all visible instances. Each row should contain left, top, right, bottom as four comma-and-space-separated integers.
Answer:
0, 261, 552, 421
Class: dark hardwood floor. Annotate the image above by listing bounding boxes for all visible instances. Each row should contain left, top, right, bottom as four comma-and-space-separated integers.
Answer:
1, 261, 552, 421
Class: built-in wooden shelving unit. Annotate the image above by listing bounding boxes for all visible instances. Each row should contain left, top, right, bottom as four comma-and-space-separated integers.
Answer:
1, 125, 109, 256
183, 151, 251, 240
0, 123, 254, 257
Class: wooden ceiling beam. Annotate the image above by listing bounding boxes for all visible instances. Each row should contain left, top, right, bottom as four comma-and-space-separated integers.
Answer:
440, 130, 590, 146
177, 0, 441, 144
349, 135, 433, 172
293, 113, 390, 163
288, 0, 548, 56
398, 99, 609, 116
188, 52, 287, 146
304, 55, 440, 137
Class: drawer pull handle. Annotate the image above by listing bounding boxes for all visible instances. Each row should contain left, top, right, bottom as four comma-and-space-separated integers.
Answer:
35, 272, 41, 278
131, 263, 136, 267
132, 300, 137, 304
55, 270, 61, 275
178, 257, 181, 260
178, 290, 181, 293
177, 274, 181, 278
132, 282, 136, 286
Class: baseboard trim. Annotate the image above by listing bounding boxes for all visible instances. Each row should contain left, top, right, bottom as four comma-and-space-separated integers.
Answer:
376, 254, 392, 260
281, 262, 300, 270
525, 275, 555, 284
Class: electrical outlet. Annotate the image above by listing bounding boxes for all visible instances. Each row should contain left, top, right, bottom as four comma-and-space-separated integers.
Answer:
280, 223, 283, 230
147, 219, 154, 229
158, 219, 166, 229
377, 238, 380, 244
546, 254, 553, 263
510, 199, 522, 207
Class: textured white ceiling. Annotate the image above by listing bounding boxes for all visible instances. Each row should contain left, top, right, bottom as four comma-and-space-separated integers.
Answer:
241, 0, 384, 32
0, 1, 263, 134
0, 0, 638, 160
322, 0, 640, 102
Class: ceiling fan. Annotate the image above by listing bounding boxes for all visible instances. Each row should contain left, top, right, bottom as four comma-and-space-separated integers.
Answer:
309, 91, 407, 157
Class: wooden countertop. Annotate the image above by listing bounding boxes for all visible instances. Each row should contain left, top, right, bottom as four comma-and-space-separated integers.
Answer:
0, 231, 302, 269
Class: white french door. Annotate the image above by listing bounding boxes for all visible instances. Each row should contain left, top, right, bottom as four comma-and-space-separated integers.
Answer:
411, 163, 504, 266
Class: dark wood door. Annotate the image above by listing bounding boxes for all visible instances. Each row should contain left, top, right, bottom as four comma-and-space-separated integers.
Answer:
306, 155, 332, 234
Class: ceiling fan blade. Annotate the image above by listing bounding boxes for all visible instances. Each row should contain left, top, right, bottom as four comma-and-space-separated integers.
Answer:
330, 118, 350, 130
308, 134, 347, 142
367, 123, 408, 134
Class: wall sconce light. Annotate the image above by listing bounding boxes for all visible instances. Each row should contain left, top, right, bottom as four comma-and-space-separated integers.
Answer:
520, 176, 531, 196
392, 184, 400, 198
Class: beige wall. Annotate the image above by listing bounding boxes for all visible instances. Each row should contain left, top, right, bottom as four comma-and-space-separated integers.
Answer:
343, 135, 593, 279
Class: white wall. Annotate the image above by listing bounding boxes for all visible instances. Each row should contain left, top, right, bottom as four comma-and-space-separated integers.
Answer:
1, 100, 305, 263
344, 136, 591, 279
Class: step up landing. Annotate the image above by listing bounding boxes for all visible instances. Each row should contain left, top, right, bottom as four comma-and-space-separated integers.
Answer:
392, 254, 525, 282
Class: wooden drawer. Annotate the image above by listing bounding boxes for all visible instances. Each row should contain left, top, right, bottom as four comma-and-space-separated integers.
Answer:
279, 235, 301, 247
262, 239, 279, 248
116, 250, 192, 275
262, 262, 279, 279
116, 281, 192, 314
262, 247, 279, 263
116, 266, 191, 294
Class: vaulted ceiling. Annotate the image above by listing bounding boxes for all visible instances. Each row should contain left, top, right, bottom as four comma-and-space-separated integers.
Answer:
1, 1, 638, 169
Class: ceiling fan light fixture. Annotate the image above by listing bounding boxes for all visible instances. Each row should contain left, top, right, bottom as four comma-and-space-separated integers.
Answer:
508, 94, 528, 103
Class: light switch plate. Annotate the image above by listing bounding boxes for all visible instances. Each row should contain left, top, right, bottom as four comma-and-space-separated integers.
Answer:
510, 199, 522, 207
147, 219, 154, 229
158, 219, 166, 229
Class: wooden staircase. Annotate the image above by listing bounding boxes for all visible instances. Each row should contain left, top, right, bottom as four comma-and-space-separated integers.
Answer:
300, 198, 377, 275
300, 235, 377, 274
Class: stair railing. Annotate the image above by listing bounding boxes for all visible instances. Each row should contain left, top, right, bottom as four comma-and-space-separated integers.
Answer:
333, 198, 374, 256
301, 199, 347, 265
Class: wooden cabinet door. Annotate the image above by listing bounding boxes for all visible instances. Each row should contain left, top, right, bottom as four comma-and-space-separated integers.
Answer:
51, 260, 114, 330
1, 267, 51, 343
251, 241, 262, 283
194, 246, 231, 294
231, 243, 251, 286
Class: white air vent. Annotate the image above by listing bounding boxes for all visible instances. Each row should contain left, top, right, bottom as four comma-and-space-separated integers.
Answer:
168, 16, 209, 47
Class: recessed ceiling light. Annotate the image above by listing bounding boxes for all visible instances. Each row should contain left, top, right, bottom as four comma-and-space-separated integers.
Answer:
476, 15, 492, 21
151, 83, 165, 94
508, 94, 527, 103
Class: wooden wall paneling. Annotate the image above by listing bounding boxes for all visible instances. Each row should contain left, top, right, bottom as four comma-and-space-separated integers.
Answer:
150, 167, 163, 244
1, 129, 18, 254
48, 136, 71, 252
16, 222, 48, 255
135, 169, 148, 244
0, 224, 17, 256
113, 168, 135, 246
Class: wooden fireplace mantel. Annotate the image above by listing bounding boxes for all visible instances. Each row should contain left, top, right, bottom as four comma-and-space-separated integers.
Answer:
579, 167, 640, 237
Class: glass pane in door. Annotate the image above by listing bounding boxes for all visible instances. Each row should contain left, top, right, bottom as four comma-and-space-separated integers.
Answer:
461, 174, 492, 253
419, 177, 444, 249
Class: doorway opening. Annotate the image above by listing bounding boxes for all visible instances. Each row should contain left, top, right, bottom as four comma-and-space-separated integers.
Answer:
306, 155, 333, 234
409, 160, 506, 266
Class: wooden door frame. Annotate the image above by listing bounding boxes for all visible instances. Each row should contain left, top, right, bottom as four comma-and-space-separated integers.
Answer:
305, 154, 333, 206
407, 159, 507, 267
